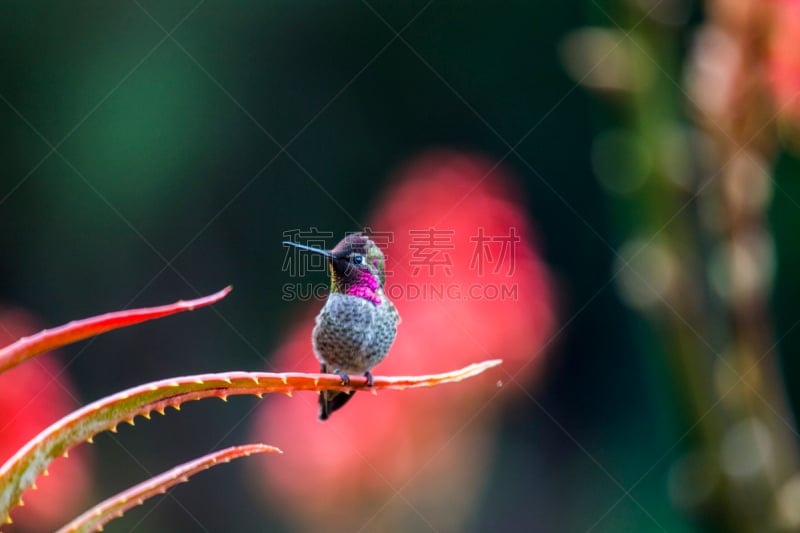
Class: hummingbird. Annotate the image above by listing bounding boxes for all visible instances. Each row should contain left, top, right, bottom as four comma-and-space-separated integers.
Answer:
283, 233, 400, 420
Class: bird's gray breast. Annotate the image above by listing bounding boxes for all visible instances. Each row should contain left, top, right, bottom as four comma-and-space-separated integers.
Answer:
312, 292, 399, 374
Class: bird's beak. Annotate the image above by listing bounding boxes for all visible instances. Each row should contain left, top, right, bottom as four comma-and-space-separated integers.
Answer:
282, 241, 335, 258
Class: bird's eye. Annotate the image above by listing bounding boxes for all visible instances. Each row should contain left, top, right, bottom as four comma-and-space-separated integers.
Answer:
352, 255, 364, 265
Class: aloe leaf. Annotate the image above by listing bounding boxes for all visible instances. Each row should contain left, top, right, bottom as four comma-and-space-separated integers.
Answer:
0, 359, 501, 524
56, 444, 281, 533
0, 287, 232, 375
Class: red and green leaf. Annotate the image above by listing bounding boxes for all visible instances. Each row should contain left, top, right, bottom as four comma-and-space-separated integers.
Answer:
56, 444, 281, 533
0, 287, 232, 375
0, 360, 502, 523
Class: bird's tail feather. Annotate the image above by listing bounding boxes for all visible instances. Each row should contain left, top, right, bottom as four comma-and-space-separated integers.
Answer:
318, 363, 356, 421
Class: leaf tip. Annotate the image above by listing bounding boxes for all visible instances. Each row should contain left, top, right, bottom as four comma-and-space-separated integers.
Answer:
268, 445, 284, 454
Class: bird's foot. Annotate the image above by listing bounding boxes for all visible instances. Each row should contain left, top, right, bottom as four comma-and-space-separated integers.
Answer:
332, 368, 350, 385
364, 371, 374, 387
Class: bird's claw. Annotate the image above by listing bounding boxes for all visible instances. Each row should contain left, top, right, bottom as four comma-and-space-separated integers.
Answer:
330, 369, 372, 387
332, 369, 350, 385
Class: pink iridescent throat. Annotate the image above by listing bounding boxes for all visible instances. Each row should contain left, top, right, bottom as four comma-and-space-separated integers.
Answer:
344, 270, 381, 305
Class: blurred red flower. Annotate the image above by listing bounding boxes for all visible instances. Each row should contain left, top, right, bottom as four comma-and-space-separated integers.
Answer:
0, 307, 92, 532
768, 0, 800, 122
249, 151, 555, 531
